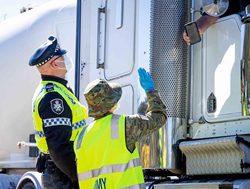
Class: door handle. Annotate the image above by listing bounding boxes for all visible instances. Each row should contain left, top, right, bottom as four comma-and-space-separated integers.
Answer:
97, 6, 106, 69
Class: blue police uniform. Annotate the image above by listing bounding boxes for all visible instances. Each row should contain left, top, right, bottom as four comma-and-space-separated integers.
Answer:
29, 36, 86, 189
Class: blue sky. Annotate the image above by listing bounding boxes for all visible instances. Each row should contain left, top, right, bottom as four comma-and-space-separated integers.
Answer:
0, 0, 51, 20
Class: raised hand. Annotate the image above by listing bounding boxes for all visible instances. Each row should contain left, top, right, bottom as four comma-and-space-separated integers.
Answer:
138, 67, 155, 92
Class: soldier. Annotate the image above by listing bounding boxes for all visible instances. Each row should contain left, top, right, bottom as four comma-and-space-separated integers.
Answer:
74, 68, 167, 188
29, 36, 87, 189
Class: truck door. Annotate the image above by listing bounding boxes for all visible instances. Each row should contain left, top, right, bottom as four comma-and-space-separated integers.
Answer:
101, 0, 135, 80
203, 15, 242, 122
103, 0, 136, 114
79, 0, 137, 114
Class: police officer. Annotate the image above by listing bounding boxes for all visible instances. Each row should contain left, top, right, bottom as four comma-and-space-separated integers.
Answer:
29, 36, 87, 189
74, 68, 167, 188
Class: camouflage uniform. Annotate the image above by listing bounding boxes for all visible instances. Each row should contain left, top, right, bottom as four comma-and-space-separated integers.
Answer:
125, 90, 166, 152
84, 79, 167, 153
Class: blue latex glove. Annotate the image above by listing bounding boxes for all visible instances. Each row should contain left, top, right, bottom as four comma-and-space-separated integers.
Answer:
138, 67, 155, 92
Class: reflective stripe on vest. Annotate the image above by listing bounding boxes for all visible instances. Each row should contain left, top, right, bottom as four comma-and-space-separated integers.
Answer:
78, 158, 141, 181
111, 114, 119, 139
53, 84, 76, 105
32, 87, 45, 112
75, 114, 145, 188
75, 114, 120, 150
33, 81, 87, 154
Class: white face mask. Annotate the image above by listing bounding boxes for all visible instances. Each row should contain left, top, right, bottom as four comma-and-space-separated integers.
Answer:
63, 54, 73, 72
55, 54, 73, 72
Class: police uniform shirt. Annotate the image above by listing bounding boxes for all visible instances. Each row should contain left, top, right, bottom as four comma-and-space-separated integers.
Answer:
38, 75, 78, 183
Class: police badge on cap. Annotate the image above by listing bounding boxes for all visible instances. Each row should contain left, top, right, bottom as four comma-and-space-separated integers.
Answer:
50, 98, 64, 115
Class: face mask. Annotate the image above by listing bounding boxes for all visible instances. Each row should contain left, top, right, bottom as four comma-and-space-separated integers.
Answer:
63, 54, 73, 72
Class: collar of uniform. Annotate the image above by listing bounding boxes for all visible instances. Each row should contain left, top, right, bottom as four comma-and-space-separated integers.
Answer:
94, 112, 113, 120
41, 75, 68, 87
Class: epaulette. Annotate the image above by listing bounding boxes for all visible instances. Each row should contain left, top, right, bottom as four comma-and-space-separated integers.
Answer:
45, 83, 55, 92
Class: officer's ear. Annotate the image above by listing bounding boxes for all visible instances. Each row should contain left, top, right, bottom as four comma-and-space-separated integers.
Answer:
49, 58, 60, 70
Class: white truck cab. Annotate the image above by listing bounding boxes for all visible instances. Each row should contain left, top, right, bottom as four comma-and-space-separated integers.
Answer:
1, 0, 250, 188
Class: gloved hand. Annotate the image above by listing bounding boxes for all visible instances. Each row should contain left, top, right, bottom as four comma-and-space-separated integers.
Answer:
138, 67, 155, 92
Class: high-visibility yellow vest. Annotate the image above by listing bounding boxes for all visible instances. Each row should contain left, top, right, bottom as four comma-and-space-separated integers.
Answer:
75, 114, 145, 189
32, 80, 87, 154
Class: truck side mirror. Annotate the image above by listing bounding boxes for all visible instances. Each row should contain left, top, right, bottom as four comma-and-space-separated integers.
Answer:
202, 0, 229, 17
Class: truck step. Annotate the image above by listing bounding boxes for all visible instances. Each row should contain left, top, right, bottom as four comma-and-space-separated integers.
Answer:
154, 182, 232, 189
179, 135, 250, 175
153, 179, 250, 189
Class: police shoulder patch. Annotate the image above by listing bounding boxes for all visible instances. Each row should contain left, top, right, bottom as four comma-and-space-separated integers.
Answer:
46, 83, 54, 92
50, 98, 64, 115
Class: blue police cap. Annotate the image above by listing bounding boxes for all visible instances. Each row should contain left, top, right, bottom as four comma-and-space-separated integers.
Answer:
29, 36, 67, 67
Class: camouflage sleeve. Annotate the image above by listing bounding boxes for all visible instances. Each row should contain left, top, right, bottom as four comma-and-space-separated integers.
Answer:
125, 90, 167, 152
